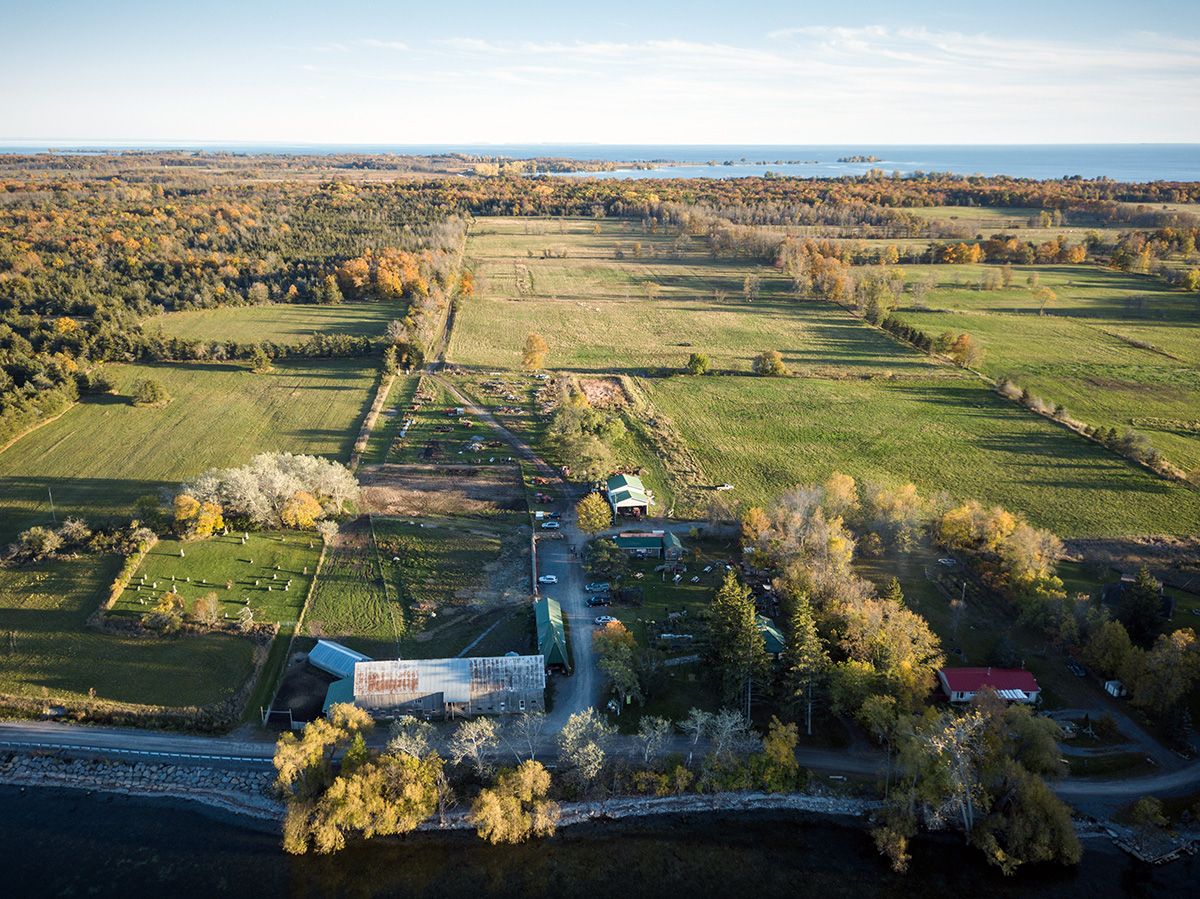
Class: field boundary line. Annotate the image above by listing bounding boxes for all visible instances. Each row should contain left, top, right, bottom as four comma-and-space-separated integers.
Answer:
368, 513, 404, 655
0, 400, 78, 456
263, 540, 327, 715
349, 371, 396, 472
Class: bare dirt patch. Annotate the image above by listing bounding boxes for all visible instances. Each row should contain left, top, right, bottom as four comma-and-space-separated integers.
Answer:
358, 463, 525, 517
579, 376, 629, 409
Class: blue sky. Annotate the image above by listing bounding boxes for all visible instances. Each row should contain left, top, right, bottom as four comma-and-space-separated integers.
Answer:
2, 0, 1197, 144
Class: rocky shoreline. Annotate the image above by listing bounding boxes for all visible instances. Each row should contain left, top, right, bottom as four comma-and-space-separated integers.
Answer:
0, 751, 877, 834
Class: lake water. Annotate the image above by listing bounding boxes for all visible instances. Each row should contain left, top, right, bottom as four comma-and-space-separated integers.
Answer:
0, 786, 1192, 898
1, 143, 1197, 182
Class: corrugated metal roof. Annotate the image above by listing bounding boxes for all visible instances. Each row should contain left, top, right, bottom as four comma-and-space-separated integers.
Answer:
607, 474, 650, 507
353, 655, 546, 706
309, 639, 373, 679
322, 677, 355, 714
535, 598, 570, 669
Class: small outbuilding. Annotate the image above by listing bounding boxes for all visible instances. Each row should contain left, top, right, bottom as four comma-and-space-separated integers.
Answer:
757, 615, 786, 656
938, 667, 1041, 704
1104, 679, 1127, 698
613, 530, 682, 560
535, 597, 571, 672
607, 473, 652, 518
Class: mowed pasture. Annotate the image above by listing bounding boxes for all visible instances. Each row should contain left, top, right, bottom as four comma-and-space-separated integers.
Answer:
894, 263, 1200, 471
0, 556, 255, 707
646, 372, 1200, 538
110, 531, 322, 627
452, 217, 926, 375
147, 301, 400, 343
0, 358, 377, 543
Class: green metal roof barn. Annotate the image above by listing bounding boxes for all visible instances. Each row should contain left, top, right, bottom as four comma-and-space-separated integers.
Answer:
535, 597, 570, 671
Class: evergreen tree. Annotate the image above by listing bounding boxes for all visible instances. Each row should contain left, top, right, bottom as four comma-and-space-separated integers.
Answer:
1119, 566, 1164, 647
782, 594, 829, 735
707, 571, 768, 715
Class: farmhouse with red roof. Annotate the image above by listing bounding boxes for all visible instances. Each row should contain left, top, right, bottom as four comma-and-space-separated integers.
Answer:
937, 667, 1041, 704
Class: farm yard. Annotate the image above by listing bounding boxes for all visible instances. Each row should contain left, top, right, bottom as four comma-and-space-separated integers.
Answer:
0, 357, 378, 544
145, 300, 400, 344
449, 216, 1200, 538
304, 515, 531, 660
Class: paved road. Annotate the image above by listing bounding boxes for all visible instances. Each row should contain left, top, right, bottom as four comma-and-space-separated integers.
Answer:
0, 720, 276, 770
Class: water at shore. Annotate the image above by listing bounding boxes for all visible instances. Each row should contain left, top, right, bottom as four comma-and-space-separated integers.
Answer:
0, 786, 1193, 898
1, 143, 1198, 181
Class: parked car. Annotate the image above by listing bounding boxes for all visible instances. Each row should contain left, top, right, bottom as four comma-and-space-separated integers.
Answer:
548, 511, 561, 519
715, 483, 734, 491
538, 575, 558, 585
585, 582, 611, 592
593, 615, 617, 625
540, 521, 561, 530
586, 596, 611, 607
937, 558, 957, 567
1066, 660, 1086, 677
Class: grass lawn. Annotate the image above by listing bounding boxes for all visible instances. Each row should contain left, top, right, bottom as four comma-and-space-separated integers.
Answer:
305, 521, 399, 656
110, 531, 321, 627
647, 372, 1200, 538
0, 357, 378, 543
0, 555, 255, 707
146, 301, 399, 343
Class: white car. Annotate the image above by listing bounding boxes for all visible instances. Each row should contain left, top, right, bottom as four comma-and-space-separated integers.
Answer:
540, 521, 561, 530
594, 615, 618, 626
538, 574, 559, 585
937, 558, 957, 567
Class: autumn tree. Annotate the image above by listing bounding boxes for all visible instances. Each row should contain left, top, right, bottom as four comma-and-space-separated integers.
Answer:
752, 350, 787, 376
469, 760, 560, 845
522, 333, 549, 370
685, 352, 710, 375
281, 491, 324, 530
448, 717, 500, 778
575, 492, 612, 535
594, 620, 643, 705
557, 708, 615, 792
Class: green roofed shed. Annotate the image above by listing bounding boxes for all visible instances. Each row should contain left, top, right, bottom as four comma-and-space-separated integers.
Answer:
535, 597, 570, 671
757, 615, 786, 656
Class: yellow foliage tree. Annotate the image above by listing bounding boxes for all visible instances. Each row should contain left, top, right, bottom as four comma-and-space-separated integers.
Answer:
522, 333, 549, 370
174, 493, 200, 529
193, 501, 225, 539
282, 491, 324, 530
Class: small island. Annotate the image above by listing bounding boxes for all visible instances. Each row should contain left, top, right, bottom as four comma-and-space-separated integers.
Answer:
837, 154, 881, 163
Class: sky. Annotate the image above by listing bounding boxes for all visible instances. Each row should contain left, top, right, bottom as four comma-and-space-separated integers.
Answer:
2, 0, 1198, 145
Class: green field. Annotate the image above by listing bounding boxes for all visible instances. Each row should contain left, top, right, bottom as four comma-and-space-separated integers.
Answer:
0, 358, 377, 543
147, 301, 399, 343
646, 372, 1200, 537
452, 217, 925, 375
110, 531, 322, 627
363, 374, 420, 464
305, 516, 522, 659
892, 263, 1200, 472
0, 555, 255, 707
